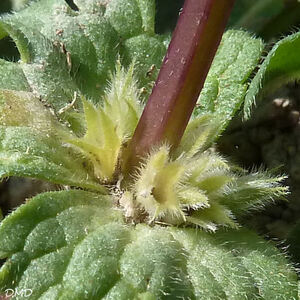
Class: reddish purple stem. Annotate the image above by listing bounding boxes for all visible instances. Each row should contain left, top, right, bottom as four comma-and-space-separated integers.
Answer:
123, 0, 235, 175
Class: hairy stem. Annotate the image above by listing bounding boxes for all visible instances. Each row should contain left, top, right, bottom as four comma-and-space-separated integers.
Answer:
123, 0, 235, 177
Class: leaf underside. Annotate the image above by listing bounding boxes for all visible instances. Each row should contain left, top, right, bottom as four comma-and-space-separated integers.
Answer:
0, 190, 298, 300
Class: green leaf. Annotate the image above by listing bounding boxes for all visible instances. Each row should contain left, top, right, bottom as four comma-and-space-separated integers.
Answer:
11, 0, 33, 11
0, 190, 298, 299
217, 171, 288, 216
0, 89, 63, 130
215, 229, 298, 300
0, 89, 105, 192
0, 0, 167, 112
105, 0, 147, 39
0, 126, 105, 192
0, 59, 30, 91
174, 114, 223, 158
244, 31, 300, 118
121, 34, 169, 92
194, 30, 263, 129
0, 3, 297, 299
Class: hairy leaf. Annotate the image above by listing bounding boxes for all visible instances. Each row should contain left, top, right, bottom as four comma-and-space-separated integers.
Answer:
0, 2, 297, 299
0, 89, 63, 130
0, 59, 30, 91
12, 0, 32, 11
0, 190, 298, 299
0, 126, 105, 192
0, 0, 168, 113
244, 31, 300, 118
124, 142, 287, 231
67, 63, 142, 182
214, 229, 298, 300
194, 30, 263, 129
0, 89, 104, 191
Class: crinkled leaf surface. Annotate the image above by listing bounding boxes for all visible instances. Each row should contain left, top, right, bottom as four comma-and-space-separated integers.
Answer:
0, 59, 30, 91
0, 2, 298, 299
11, 0, 32, 11
0, 89, 105, 192
0, 126, 105, 192
0, 190, 298, 299
194, 30, 263, 130
244, 31, 300, 118
0, 0, 168, 112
